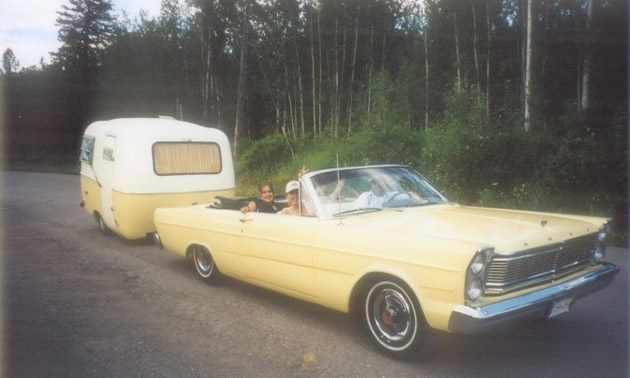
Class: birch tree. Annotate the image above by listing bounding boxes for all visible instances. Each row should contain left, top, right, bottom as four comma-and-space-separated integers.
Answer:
453, 9, 462, 90
486, 0, 491, 112
234, 1, 250, 154
579, 0, 593, 111
347, 4, 359, 136
523, 0, 532, 131
471, 0, 481, 99
310, 5, 317, 137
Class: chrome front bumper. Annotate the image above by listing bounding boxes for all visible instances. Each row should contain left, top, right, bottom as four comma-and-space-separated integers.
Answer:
448, 262, 619, 334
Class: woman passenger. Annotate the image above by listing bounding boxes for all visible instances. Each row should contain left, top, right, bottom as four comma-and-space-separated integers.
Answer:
278, 181, 300, 216
241, 181, 280, 214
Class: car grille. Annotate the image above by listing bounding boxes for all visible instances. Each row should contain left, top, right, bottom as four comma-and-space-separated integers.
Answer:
485, 234, 596, 295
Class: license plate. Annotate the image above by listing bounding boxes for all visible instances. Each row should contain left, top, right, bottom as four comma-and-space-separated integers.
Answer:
548, 297, 573, 318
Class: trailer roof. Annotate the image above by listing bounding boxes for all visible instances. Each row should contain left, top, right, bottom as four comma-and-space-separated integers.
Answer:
85, 118, 225, 140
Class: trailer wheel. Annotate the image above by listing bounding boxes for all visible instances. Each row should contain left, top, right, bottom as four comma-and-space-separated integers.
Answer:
95, 213, 110, 236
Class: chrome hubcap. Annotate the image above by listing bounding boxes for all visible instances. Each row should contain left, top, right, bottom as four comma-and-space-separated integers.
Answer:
194, 247, 213, 277
372, 289, 411, 342
366, 281, 418, 351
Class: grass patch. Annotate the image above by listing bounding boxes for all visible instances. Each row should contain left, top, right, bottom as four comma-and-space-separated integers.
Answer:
5, 153, 80, 175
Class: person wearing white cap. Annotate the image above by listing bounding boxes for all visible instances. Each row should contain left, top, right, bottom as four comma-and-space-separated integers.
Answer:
278, 180, 300, 215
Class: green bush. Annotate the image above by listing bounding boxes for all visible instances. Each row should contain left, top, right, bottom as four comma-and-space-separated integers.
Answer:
235, 86, 627, 245
235, 134, 293, 195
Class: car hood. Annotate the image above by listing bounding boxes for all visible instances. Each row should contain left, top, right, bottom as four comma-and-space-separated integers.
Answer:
348, 204, 604, 253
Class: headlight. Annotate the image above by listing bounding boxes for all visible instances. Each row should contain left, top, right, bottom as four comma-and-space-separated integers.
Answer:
466, 279, 484, 301
592, 244, 605, 263
469, 254, 485, 275
591, 219, 613, 264
465, 246, 494, 304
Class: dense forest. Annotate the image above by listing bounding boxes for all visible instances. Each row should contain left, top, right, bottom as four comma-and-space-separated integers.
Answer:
2, 0, 627, 242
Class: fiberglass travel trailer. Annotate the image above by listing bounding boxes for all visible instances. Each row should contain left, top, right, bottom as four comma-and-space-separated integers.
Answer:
79, 118, 235, 239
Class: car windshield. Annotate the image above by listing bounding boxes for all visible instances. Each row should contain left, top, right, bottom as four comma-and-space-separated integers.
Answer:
308, 166, 447, 217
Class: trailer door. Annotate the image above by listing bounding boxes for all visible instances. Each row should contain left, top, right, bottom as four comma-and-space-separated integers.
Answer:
100, 135, 117, 230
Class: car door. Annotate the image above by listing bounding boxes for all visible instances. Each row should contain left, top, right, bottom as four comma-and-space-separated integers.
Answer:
238, 212, 317, 298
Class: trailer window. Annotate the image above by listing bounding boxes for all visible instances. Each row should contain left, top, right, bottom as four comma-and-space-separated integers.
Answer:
153, 142, 222, 175
80, 136, 95, 164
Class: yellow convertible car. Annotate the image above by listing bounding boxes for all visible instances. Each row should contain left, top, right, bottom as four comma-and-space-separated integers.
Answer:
153, 165, 618, 358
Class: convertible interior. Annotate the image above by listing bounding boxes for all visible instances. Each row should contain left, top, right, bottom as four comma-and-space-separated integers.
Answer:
209, 196, 289, 211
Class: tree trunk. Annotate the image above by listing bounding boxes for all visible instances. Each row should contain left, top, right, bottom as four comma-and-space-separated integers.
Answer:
253, 41, 279, 130
286, 65, 296, 139
216, 76, 222, 129
338, 3, 347, 138
580, 0, 593, 110
577, 59, 582, 110
176, 91, 183, 120
294, 36, 306, 137
310, 6, 317, 138
524, 0, 533, 131
333, 12, 339, 138
280, 28, 295, 138
233, 3, 250, 155
453, 10, 462, 90
317, 5, 323, 135
200, 27, 211, 121
486, 0, 491, 112
367, 24, 374, 117
424, 27, 429, 129
542, 0, 550, 78
381, 17, 387, 70
471, 0, 481, 99
335, 2, 347, 137
520, 0, 526, 123
347, 7, 359, 136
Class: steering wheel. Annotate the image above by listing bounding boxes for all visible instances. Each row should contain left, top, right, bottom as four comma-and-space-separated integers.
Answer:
385, 191, 407, 202
381, 191, 411, 208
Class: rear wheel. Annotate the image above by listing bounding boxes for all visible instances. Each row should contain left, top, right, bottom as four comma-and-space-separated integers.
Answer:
364, 279, 425, 359
191, 245, 221, 284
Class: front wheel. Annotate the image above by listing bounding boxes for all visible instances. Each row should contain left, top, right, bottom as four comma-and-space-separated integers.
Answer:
364, 280, 425, 359
191, 245, 221, 284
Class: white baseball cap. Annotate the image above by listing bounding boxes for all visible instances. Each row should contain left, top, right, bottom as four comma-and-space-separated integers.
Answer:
285, 180, 299, 193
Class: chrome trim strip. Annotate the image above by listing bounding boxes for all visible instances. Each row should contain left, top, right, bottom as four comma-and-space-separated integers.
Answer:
448, 263, 618, 334
485, 263, 589, 294
491, 243, 563, 261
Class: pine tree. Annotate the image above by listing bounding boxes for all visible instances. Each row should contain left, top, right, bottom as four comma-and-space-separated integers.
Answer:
53, 0, 114, 79
53, 0, 114, 131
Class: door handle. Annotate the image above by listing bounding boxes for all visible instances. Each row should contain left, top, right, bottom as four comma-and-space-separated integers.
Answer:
239, 217, 252, 223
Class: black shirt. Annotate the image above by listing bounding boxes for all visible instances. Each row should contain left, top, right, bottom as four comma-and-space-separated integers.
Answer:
254, 198, 279, 213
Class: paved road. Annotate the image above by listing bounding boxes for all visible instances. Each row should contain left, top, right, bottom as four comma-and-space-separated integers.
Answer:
2, 171, 628, 377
